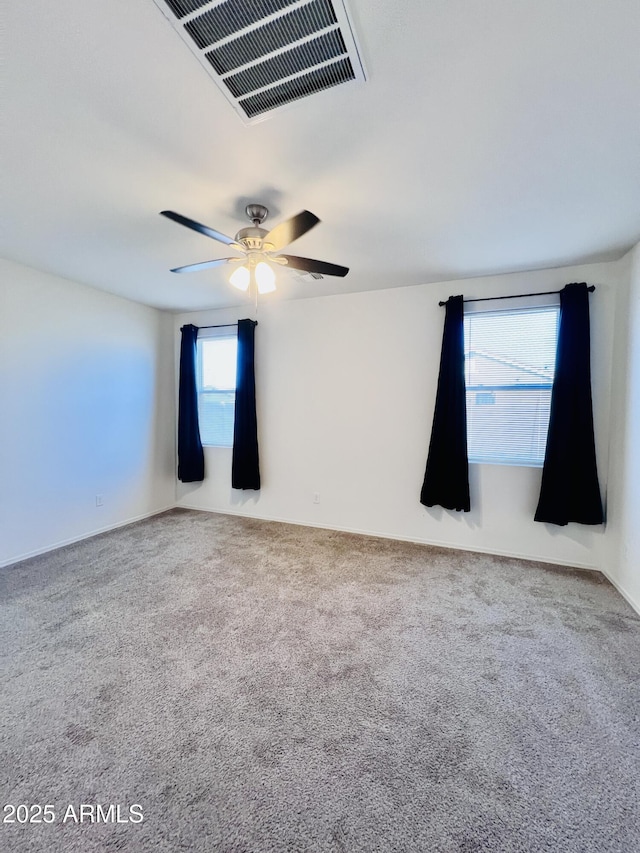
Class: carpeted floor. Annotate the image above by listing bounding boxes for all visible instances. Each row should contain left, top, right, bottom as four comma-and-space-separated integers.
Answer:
1, 509, 639, 853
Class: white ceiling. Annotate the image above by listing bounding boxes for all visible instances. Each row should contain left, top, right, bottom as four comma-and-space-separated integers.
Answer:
3, 0, 640, 312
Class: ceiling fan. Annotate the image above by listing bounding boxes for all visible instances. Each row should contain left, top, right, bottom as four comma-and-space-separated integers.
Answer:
161, 204, 349, 294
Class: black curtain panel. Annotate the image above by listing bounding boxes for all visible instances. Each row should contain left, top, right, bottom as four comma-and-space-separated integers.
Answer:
232, 319, 261, 490
420, 295, 470, 512
535, 283, 604, 526
178, 324, 205, 483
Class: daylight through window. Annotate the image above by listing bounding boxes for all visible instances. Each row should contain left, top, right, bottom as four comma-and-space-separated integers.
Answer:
464, 305, 560, 466
197, 333, 237, 447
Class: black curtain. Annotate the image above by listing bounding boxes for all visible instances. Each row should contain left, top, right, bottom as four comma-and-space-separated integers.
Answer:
420, 295, 470, 511
535, 283, 603, 526
178, 324, 204, 483
232, 319, 260, 490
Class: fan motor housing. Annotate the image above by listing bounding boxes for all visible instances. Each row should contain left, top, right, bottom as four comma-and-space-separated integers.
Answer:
235, 225, 268, 250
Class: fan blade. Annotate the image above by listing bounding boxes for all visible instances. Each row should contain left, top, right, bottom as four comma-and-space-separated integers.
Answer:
280, 254, 349, 278
170, 258, 236, 274
161, 210, 241, 249
264, 210, 320, 251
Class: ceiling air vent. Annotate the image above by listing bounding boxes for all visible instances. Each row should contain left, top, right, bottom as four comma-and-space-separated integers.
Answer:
153, 0, 366, 123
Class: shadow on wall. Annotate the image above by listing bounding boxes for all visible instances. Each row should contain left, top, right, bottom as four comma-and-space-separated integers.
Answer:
542, 521, 603, 550
230, 489, 261, 509
176, 479, 262, 510
178, 481, 202, 502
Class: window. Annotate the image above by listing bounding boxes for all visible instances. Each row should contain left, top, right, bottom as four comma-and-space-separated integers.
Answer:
464, 304, 560, 466
196, 331, 238, 447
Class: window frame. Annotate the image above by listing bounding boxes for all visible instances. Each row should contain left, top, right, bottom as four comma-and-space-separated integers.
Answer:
196, 327, 238, 449
463, 295, 560, 468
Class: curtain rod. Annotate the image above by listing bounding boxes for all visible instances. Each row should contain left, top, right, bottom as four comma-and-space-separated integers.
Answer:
199, 322, 238, 330
180, 321, 258, 331
438, 285, 595, 307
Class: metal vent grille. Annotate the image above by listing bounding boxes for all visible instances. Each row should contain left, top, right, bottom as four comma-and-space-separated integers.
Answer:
224, 30, 347, 98
153, 0, 366, 123
241, 57, 354, 117
185, 0, 299, 49
204, 0, 337, 75
164, 0, 211, 18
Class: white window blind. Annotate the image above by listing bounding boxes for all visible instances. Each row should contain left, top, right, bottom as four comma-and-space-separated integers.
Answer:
464, 305, 560, 466
196, 331, 238, 447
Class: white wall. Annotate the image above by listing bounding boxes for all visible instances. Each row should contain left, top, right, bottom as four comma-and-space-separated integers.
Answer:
176, 259, 624, 571
605, 241, 640, 611
0, 259, 176, 566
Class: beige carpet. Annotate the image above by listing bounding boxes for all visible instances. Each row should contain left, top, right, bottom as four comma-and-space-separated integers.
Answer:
1, 508, 639, 852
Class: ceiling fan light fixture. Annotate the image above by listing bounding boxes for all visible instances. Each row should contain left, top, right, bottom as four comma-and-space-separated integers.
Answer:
255, 261, 276, 294
162, 204, 349, 285
230, 264, 250, 291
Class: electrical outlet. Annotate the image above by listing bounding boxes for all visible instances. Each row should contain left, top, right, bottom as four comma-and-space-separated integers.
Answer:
95, 494, 104, 507
313, 492, 320, 504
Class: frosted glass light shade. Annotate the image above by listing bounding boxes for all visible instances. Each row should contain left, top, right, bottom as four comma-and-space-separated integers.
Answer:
230, 265, 250, 291
255, 262, 276, 294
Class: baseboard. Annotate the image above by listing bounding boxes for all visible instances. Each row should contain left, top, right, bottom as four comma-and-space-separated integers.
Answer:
4, 500, 610, 586
0, 505, 176, 569
177, 504, 601, 572
599, 567, 640, 617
